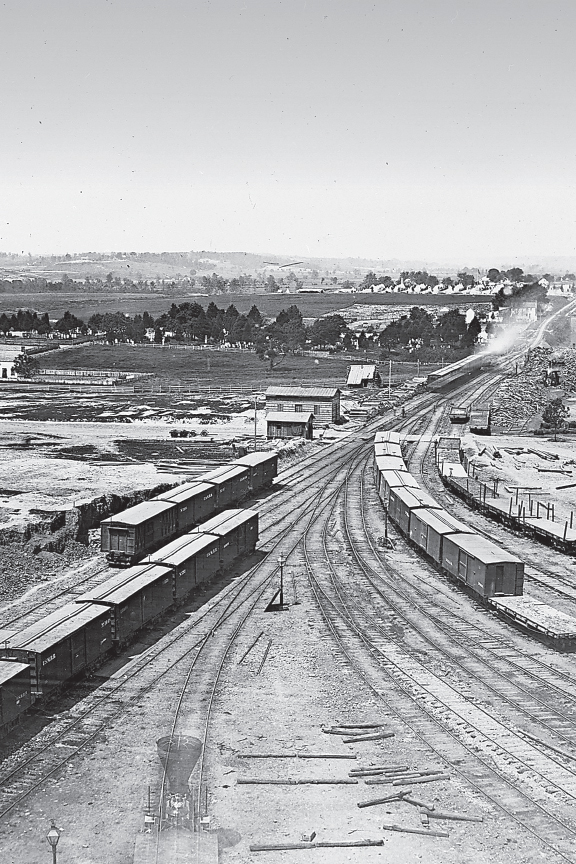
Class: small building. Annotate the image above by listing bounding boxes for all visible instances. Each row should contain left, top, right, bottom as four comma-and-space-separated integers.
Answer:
265, 386, 341, 425
0, 346, 24, 380
266, 411, 313, 440
347, 364, 381, 388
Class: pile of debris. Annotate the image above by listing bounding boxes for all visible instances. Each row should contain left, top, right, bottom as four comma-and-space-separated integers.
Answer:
490, 347, 576, 431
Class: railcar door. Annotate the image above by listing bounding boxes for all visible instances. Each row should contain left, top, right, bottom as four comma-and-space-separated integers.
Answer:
495, 565, 504, 594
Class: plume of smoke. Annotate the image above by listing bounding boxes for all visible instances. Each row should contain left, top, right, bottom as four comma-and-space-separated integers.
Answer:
484, 321, 525, 356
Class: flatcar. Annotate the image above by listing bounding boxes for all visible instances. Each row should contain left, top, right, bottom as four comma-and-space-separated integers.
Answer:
101, 500, 178, 566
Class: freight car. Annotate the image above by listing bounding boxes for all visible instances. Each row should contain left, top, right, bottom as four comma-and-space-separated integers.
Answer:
101, 452, 276, 565
373, 432, 524, 600
0, 509, 260, 734
372, 431, 576, 648
427, 352, 494, 392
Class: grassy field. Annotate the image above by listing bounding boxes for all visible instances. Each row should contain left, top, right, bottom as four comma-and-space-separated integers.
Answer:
0, 291, 488, 321
39, 344, 429, 389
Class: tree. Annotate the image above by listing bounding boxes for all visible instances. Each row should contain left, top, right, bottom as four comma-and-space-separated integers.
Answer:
13, 352, 37, 379
487, 268, 501, 283
541, 398, 569, 441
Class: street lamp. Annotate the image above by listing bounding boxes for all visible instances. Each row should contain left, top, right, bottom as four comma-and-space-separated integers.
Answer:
47, 821, 61, 864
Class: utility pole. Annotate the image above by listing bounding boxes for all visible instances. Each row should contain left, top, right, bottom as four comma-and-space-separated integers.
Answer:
254, 395, 258, 452
388, 359, 392, 399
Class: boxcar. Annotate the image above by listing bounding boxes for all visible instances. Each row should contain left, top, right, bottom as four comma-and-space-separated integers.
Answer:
200, 465, 251, 510
374, 442, 403, 459
377, 469, 419, 505
374, 430, 401, 445
157, 481, 218, 533
145, 532, 221, 600
374, 455, 406, 476
234, 452, 278, 491
101, 500, 178, 565
388, 487, 442, 536
76, 563, 174, 644
0, 603, 114, 697
193, 509, 259, 570
0, 662, 32, 728
408, 507, 475, 565
441, 533, 524, 598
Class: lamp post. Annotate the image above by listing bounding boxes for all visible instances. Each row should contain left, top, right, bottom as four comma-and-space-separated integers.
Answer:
47, 821, 61, 864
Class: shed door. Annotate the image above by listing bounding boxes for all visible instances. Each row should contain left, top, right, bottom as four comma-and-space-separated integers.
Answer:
495, 565, 504, 593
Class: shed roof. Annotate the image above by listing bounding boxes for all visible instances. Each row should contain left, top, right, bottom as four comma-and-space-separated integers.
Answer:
266, 412, 314, 424
347, 365, 377, 386
448, 533, 522, 564
101, 499, 175, 526
265, 386, 340, 399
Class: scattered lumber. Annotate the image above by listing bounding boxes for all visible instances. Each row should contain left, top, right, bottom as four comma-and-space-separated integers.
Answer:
349, 769, 387, 777
237, 778, 358, 785
238, 753, 357, 760
537, 467, 571, 474
393, 773, 450, 786
357, 791, 410, 809
343, 731, 395, 743
250, 840, 384, 852
557, 482, 576, 490
427, 810, 483, 823
381, 822, 449, 838
403, 795, 434, 811
333, 723, 383, 729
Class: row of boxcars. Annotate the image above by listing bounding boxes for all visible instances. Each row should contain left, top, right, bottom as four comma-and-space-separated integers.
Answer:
426, 351, 497, 392
101, 451, 278, 565
374, 430, 525, 598
0, 507, 260, 733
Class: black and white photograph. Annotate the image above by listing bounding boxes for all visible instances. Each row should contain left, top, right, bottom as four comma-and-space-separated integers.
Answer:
2, 1, 576, 862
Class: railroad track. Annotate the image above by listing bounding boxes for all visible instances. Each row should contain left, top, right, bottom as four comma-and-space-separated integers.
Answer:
301, 452, 576, 862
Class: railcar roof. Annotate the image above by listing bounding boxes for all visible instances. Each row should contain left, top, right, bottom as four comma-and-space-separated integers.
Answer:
448, 533, 523, 564
193, 508, 257, 535
199, 465, 249, 483
8, 603, 111, 652
374, 430, 401, 444
0, 661, 30, 685
380, 470, 419, 488
375, 455, 406, 471
101, 499, 175, 525
157, 481, 215, 505
413, 507, 475, 535
392, 487, 442, 509
234, 452, 277, 467
75, 562, 171, 602
146, 532, 219, 566
78, 565, 173, 606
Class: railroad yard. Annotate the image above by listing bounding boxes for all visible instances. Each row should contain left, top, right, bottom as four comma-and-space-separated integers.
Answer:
2, 316, 576, 864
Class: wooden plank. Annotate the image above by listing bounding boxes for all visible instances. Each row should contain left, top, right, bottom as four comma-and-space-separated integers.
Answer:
237, 778, 358, 785
343, 731, 395, 743
238, 753, 357, 760
393, 773, 450, 786
427, 810, 483, 823
357, 791, 411, 808
381, 822, 449, 838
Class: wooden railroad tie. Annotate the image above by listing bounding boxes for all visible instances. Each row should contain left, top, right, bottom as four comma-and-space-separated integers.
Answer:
381, 822, 449, 839
237, 778, 358, 785
250, 839, 384, 852
238, 753, 357, 760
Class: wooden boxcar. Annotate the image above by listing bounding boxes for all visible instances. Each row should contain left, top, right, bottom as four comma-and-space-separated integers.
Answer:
76, 564, 175, 644
376, 469, 418, 505
0, 603, 114, 697
193, 509, 259, 570
441, 533, 524, 597
408, 507, 475, 563
145, 532, 221, 600
101, 500, 178, 565
200, 465, 251, 510
234, 452, 278, 491
388, 487, 442, 536
374, 430, 401, 445
0, 662, 32, 728
374, 441, 403, 459
157, 481, 218, 533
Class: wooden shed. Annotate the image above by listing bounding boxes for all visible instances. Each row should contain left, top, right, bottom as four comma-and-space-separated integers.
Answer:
346, 364, 381, 388
265, 386, 340, 425
266, 411, 314, 440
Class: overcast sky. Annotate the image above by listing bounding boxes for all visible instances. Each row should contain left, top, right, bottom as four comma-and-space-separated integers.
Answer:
1, 0, 576, 263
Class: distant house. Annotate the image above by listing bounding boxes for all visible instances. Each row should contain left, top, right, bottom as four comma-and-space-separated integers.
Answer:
266, 411, 314, 440
347, 364, 381, 388
510, 301, 538, 322
265, 386, 341, 425
0, 346, 24, 379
